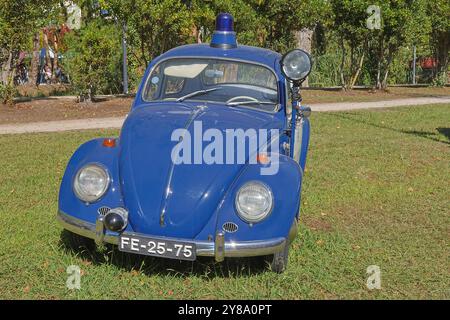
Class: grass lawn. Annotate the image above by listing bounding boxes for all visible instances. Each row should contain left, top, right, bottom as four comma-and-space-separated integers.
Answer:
303, 86, 450, 104
0, 104, 449, 299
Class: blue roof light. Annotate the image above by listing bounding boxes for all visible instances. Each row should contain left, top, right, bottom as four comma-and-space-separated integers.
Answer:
216, 12, 234, 32
210, 13, 237, 49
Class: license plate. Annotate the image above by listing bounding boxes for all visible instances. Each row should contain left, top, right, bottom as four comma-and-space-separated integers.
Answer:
119, 234, 196, 261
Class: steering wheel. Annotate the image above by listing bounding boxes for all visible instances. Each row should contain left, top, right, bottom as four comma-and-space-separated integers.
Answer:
226, 96, 259, 104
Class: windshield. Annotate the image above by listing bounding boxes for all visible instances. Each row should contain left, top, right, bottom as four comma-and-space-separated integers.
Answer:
142, 58, 279, 112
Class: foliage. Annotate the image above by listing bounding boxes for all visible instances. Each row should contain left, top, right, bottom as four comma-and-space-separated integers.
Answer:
328, 0, 433, 89
63, 20, 122, 99
100, 0, 194, 67
1, 0, 448, 97
329, 0, 371, 89
368, 0, 430, 88
0, 82, 17, 106
309, 51, 342, 87
0, 1, 61, 81
426, 0, 450, 85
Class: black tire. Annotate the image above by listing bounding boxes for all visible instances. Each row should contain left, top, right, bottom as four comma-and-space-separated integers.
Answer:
65, 231, 95, 251
265, 243, 290, 273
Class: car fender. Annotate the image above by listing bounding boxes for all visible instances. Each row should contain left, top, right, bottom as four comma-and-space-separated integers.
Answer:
58, 138, 123, 225
196, 153, 302, 242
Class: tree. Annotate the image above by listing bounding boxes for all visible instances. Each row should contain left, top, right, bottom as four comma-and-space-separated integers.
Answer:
0, 1, 36, 86
330, 0, 371, 89
330, 0, 430, 89
100, 0, 194, 68
190, 0, 261, 47
427, 0, 450, 85
0, 0, 61, 103
292, 0, 332, 86
369, 0, 430, 89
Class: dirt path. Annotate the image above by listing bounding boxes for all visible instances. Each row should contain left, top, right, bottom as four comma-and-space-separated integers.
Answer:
0, 97, 449, 135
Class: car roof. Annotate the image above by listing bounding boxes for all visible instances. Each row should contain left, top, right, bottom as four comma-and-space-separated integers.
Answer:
155, 44, 282, 70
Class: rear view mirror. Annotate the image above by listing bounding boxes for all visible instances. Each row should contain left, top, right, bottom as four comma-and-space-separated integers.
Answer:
204, 69, 224, 78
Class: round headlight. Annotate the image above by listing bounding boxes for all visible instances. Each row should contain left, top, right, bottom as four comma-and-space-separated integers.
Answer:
281, 49, 312, 82
73, 164, 110, 203
235, 181, 273, 223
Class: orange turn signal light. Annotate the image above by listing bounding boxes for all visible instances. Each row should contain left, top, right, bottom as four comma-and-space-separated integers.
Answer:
257, 153, 270, 164
102, 138, 116, 148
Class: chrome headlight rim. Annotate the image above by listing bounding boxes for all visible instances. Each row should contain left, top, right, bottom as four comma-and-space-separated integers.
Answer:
235, 181, 274, 223
73, 163, 111, 204
280, 48, 313, 82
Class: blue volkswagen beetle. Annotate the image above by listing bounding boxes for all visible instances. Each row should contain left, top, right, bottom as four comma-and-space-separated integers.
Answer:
57, 13, 312, 273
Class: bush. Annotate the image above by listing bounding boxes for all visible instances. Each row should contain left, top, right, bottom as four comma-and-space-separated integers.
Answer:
431, 71, 448, 87
0, 82, 17, 106
63, 20, 122, 100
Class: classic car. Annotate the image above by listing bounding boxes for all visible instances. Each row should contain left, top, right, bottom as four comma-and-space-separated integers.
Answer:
57, 13, 312, 273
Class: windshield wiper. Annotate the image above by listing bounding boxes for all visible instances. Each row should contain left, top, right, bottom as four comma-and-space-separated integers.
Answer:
176, 87, 221, 102
226, 100, 276, 106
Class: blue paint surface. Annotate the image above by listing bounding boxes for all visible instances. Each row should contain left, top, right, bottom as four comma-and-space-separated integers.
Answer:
59, 24, 311, 246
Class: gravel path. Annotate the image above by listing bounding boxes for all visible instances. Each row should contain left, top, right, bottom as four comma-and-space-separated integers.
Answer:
311, 96, 450, 111
1, 97, 449, 135
0, 117, 125, 135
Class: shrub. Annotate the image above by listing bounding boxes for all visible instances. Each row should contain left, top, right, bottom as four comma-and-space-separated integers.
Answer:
63, 20, 122, 100
0, 82, 17, 106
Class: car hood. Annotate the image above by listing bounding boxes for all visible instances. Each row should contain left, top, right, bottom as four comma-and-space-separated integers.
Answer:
119, 102, 282, 238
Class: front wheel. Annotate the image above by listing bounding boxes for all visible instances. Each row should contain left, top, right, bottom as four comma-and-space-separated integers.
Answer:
265, 243, 290, 273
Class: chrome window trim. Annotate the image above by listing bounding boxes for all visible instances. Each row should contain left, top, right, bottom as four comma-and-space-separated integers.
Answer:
140, 56, 282, 113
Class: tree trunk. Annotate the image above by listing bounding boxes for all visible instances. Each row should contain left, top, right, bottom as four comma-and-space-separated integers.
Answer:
0, 49, 16, 106
376, 60, 382, 90
52, 31, 59, 82
294, 28, 314, 87
375, 36, 383, 90
382, 71, 389, 88
1, 50, 13, 84
29, 32, 40, 86
381, 52, 393, 89
350, 51, 365, 88
339, 37, 346, 90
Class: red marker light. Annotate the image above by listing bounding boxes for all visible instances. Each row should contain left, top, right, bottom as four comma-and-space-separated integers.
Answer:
102, 138, 116, 148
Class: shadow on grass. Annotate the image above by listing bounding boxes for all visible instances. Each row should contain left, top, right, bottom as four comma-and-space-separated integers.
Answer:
436, 127, 450, 141
59, 230, 270, 278
326, 112, 450, 145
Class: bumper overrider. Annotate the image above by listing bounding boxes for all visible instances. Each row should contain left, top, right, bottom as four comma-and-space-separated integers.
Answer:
57, 211, 296, 262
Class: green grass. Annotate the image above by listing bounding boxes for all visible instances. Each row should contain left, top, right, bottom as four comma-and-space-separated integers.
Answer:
0, 104, 449, 299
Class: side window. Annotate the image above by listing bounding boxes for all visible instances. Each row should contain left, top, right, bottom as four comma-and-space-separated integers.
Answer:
144, 65, 161, 100
202, 61, 277, 90
238, 64, 277, 89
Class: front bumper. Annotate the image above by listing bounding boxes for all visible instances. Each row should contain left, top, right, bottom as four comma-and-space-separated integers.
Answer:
57, 211, 290, 262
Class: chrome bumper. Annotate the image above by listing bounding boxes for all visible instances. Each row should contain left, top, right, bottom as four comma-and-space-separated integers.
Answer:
57, 211, 290, 262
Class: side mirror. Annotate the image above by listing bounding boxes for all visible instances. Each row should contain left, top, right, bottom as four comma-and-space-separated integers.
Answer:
280, 49, 312, 85
299, 106, 311, 118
